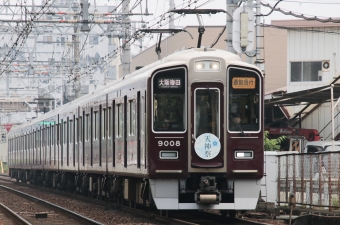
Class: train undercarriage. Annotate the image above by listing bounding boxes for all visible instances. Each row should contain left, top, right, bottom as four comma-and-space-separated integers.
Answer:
9, 168, 260, 217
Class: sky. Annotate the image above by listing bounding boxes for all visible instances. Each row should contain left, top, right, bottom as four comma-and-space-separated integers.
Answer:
110, 0, 340, 52
114, 0, 340, 28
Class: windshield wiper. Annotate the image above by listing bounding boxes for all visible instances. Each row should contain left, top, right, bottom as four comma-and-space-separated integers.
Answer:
229, 115, 245, 136
206, 86, 212, 98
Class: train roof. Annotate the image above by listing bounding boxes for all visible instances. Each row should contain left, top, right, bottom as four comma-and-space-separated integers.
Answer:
9, 48, 262, 136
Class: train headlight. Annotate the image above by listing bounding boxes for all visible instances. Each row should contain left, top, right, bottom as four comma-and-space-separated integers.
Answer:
195, 62, 205, 70
195, 60, 220, 72
209, 62, 220, 70
234, 150, 253, 159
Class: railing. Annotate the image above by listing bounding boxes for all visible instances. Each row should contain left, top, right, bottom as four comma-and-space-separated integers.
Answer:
277, 151, 340, 211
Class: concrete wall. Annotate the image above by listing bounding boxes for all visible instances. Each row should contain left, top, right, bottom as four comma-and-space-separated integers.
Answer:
0, 142, 8, 163
263, 27, 287, 93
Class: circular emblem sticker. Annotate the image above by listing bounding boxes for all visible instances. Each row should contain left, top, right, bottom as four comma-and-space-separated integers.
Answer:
194, 133, 221, 160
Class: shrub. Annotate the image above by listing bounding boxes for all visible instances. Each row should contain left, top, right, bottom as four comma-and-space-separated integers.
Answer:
264, 130, 287, 151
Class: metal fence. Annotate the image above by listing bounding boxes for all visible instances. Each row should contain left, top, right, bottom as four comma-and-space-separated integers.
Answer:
277, 151, 340, 210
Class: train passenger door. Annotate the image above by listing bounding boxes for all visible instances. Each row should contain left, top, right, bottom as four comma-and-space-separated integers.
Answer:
191, 83, 224, 168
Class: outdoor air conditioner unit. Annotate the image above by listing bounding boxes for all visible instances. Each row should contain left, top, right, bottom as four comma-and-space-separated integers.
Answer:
322, 60, 330, 72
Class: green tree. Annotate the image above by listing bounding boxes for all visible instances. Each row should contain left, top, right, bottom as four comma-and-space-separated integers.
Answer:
264, 130, 287, 151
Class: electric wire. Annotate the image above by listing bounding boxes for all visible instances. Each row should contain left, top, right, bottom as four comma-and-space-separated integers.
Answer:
35, 0, 216, 101
261, 0, 340, 22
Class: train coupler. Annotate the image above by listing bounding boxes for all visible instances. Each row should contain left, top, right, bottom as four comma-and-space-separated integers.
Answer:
195, 192, 221, 204
195, 176, 221, 204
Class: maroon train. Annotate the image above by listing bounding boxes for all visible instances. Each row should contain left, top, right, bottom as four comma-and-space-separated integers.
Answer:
8, 47, 264, 215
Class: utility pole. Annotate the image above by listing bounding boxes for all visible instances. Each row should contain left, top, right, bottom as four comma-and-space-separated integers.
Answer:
169, 0, 175, 29
226, 0, 238, 54
122, 0, 131, 77
256, 0, 265, 74
73, 1, 81, 100
246, 0, 253, 64
6, 72, 9, 98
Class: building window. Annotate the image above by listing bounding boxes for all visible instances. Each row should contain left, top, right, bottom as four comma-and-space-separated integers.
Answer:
291, 61, 322, 82
89, 36, 99, 45
43, 36, 53, 44
1, 132, 6, 143
57, 37, 65, 46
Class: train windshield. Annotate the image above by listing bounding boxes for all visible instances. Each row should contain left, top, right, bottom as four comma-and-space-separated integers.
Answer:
194, 88, 220, 138
228, 67, 261, 132
152, 68, 186, 132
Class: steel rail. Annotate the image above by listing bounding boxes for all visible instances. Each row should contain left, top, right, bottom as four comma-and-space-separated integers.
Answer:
0, 203, 32, 225
0, 185, 104, 225
0, 177, 272, 225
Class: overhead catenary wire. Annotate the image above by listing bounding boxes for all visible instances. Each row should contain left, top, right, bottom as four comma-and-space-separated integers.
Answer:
5, 1, 340, 103
35, 0, 216, 100
261, 0, 340, 23
0, 0, 57, 77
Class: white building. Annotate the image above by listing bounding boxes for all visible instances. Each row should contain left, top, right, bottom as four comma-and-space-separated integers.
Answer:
267, 19, 340, 141
0, 1, 123, 162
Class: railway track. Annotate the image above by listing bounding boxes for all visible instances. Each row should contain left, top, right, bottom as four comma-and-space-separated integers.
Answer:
0, 185, 104, 225
0, 175, 280, 225
0, 202, 31, 225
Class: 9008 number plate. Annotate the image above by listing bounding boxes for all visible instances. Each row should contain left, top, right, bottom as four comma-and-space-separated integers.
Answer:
158, 140, 180, 147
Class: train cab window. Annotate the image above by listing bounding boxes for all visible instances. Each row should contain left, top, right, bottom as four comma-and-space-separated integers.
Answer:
228, 67, 261, 132
194, 88, 220, 138
152, 68, 186, 132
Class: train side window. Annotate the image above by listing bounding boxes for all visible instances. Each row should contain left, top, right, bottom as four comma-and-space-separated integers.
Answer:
51, 125, 54, 146
94, 110, 99, 140
41, 128, 44, 150
47, 127, 50, 146
73, 116, 76, 167
61, 120, 64, 166
85, 113, 90, 142
117, 104, 123, 137
51, 125, 54, 165
70, 119, 74, 144
107, 107, 111, 139
74, 117, 77, 144
33, 130, 36, 164
102, 107, 106, 139
129, 99, 136, 136
38, 129, 41, 164
56, 123, 60, 146
64, 120, 67, 145
112, 100, 116, 167
78, 116, 82, 143
47, 127, 50, 165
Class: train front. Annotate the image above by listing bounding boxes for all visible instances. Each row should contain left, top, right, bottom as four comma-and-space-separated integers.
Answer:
147, 48, 264, 211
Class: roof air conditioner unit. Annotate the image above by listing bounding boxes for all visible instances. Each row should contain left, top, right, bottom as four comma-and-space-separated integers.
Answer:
322, 60, 330, 72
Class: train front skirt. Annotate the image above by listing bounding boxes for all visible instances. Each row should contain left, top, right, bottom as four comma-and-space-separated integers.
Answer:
149, 178, 261, 210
